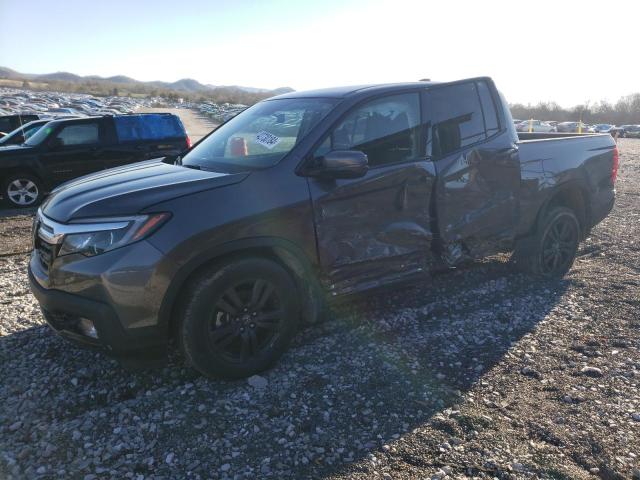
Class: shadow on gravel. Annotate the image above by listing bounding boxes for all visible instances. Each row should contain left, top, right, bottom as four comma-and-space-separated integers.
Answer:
0, 259, 570, 478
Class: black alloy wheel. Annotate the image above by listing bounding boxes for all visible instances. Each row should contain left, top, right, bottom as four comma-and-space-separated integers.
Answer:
209, 279, 284, 364
539, 211, 580, 275
180, 257, 300, 379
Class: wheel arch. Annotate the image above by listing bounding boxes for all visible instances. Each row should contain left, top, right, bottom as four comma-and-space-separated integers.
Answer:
160, 237, 321, 341
535, 180, 591, 238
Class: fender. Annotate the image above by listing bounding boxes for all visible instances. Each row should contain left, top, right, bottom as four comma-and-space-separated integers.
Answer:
523, 178, 591, 240
157, 236, 321, 335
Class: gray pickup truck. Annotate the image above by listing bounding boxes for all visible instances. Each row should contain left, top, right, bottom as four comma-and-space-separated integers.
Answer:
30, 77, 617, 378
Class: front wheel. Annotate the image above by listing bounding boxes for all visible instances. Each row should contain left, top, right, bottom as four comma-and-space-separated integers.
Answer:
180, 257, 300, 379
3, 173, 43, 208
513, 207, 580, 277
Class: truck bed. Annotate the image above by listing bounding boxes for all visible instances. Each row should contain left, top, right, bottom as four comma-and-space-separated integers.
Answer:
515, 131, 617, 237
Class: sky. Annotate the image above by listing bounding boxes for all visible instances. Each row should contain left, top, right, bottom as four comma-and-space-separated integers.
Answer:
0, 0, 638, 107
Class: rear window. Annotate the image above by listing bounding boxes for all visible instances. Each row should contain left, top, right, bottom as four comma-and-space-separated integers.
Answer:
114, 114, 185, 142
476, 81, 500, 136
427, 82, 486, 157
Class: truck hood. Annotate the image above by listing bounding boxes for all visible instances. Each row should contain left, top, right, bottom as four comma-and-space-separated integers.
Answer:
41, 159, 249, 222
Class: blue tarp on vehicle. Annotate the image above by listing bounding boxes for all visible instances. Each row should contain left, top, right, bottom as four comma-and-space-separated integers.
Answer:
114, 114, 184, 142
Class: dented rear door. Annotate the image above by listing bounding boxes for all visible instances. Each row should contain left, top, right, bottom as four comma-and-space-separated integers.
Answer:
424, 81, 520, 262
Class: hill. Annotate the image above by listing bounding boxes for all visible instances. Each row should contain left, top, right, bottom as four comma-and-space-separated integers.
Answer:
0, 66, 294, 103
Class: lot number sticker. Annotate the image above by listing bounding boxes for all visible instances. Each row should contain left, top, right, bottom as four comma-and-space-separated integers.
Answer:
255, 130, 281, 150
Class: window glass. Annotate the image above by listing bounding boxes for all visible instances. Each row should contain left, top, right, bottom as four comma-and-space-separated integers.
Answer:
182, 98, 336, 171
0, 118, 12, 132
316, 93, 421, 167
115, 114, 185, 142
428, 83, 486, 157
56, 124, 100, 146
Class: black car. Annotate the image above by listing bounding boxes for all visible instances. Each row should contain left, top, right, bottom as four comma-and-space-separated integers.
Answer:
29, 77, 617, 379
0, 114, 40, 135
0, 119, 50, 147
0, 113, 190, 207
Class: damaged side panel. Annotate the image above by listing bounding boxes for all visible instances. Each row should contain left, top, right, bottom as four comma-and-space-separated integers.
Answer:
434, 142, 520, 263
309, 162, 436, 295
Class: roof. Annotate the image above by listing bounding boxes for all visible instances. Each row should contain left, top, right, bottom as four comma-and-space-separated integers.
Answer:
269, 81, 441, 100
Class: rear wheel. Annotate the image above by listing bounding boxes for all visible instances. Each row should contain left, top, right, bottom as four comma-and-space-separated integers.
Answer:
3, 173, 43, 208
514, 207, 580, 277
180, 257, 300, 379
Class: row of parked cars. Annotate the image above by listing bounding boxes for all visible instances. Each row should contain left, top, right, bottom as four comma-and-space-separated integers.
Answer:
196, 101, 248, 123
513, 118, 640, 137
0, 88, 151, 122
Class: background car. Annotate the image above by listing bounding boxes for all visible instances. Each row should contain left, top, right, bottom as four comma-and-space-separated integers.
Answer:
623, 125, 640, 138
557, 121, 590, 133
0, 119, 50, 147
0, 114, 40, 135
515, 120, 557, 132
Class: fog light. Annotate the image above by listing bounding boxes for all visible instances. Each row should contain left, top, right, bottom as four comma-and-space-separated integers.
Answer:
78, 318, 98, 339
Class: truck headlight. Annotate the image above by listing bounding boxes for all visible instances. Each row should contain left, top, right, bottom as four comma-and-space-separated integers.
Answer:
58, 213, 170, 257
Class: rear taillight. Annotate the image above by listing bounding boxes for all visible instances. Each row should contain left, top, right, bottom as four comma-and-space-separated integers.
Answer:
186, 136, 192, 149
612, 145, 619, 183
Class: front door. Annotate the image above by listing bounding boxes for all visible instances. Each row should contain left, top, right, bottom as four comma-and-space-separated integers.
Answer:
307, 92, 436, 296
41, 120, 105, 186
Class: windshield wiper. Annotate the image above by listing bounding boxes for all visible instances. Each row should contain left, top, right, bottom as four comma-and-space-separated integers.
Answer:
181, 164, 202, 170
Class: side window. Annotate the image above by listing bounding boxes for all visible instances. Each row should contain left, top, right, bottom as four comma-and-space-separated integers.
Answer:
477, 81, 500, 137
55, 123, 100, 146
428, 83, 486, 158
316, 93, 421, 168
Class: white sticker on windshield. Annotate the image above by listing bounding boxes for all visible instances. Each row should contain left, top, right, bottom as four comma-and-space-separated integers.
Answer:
255, 130, 281, 150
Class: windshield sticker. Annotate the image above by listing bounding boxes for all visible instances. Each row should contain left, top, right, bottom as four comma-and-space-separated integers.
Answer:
255, 130, 281, 150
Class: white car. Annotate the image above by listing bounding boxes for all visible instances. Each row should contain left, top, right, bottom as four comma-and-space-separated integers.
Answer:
516, 120, 557, 133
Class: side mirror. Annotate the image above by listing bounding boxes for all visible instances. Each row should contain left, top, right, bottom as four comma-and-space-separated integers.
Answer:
313, 150, 369, 179
49, 137, 64, 150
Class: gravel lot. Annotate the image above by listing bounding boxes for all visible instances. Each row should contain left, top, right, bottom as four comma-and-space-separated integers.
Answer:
0, 139, 638, 480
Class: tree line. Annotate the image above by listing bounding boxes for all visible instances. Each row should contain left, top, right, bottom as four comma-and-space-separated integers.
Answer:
510, 93, 640, 125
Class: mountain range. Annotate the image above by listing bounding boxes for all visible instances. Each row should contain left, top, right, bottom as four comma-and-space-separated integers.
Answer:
0, 66, 294, 96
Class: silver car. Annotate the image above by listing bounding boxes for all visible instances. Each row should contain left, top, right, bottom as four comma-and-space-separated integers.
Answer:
516, 120, 557, 133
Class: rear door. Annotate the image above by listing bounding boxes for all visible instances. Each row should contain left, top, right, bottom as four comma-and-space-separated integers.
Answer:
40, 119, 106, 185
307, 92, 436, 295
425, 80, 520, 263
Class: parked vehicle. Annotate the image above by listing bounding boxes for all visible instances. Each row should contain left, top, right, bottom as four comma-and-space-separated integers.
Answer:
28, 77, 617, 379
0, 114, 40, 135
623, 125, 640, 138
515, 120, 556, 132
0, 113, 190, 207
0, 120, 50, 147
589, 124, 625, 137
556, 121, 589, 133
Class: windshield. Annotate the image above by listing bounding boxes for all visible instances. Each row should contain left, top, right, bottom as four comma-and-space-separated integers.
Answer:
24, 123, 56, 146
181, 98, 337, 171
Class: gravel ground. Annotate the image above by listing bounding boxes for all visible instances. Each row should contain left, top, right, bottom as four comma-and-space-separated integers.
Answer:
0, 140, 638, 480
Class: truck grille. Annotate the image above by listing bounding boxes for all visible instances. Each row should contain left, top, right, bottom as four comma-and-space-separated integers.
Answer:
36, 238, 56, 271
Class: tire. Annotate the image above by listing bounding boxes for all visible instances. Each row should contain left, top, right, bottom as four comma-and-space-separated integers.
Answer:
3, 173, 43, 208
180, 257, 301, 379
513, 206, 581, 277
